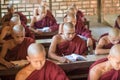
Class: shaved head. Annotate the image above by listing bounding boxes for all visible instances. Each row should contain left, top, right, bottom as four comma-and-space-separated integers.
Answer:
10, 14, 21, 25
38, 5, 46, 12
108, 28, 120, 37
12, 25, 25, 34
7, 3, 14, 9
63, 22, 75, 31
66, 13, 76, 21
27, 43, 46, 57
67, 7, 75, 14
110, 44, 120, 57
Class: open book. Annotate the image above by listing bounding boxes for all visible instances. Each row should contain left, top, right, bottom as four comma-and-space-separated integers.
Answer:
64, 54, 87, 62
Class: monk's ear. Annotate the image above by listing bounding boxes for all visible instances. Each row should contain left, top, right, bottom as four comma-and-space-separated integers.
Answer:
26, 56, 30, 62
107, 55, 112, 61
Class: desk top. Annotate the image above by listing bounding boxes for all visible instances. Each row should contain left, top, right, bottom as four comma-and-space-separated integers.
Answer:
0, 54, 108, 76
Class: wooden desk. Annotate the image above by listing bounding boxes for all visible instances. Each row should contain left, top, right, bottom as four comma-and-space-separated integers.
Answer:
35, 31, 58, 39
0, 54, 108, 79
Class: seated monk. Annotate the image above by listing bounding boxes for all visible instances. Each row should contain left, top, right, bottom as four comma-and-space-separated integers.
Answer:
1, 3, 27, 25
64, 4, 87, 28
0, 25, 35, 68
48, 22, 87, 63
114, 15, 120, 29
29, 5, 58, 34
59, 13, 94, 52
88, 44, 120, 80
15, 43, 69, 80
95, 28, 120, 55
0, 14, 34, 43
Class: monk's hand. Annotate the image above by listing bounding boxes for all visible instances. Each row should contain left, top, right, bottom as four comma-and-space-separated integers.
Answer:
59, 57, 71, 63
35, 29, 42, 34
87, 38, 93, 47
4, 61, 15, 68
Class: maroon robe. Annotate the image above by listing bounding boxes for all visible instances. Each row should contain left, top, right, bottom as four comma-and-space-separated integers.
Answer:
56, 35, 87, 56
5, 37, 35, 61
22, 23, 35, 39
1, 12, 27, 25
88, 58, 120, 80
26, 60, 69, 80
34, 11, 59, 32
99, 33, 120, 49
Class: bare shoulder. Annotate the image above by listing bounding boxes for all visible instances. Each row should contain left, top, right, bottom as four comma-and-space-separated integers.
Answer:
99, 36, 108, 44
52, 34, 62, 41
89, 62, 104, 80
16, 67, 28, 80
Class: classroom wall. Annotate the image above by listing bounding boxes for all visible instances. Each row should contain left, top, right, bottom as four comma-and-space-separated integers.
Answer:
0, 0, 120, 20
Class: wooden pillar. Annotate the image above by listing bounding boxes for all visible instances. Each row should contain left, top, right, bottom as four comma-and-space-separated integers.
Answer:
0, 0, 1, 19
97, 0, 101, 23
49, 0, 52, 11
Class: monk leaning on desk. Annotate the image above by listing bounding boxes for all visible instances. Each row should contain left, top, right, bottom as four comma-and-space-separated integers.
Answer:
0, 14, 34, 44
48, 22, 87, 63
16, 43, 69, 80
0, 25, 34, 68
95, 28, 120, 55
29, 5, 58, 34
1, 3, 27, 26
88, 44, 120, 80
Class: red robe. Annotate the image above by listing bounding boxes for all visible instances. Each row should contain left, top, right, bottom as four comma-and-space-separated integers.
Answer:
56, 35, 87, 56
1, 12, 27, 25
26, 60, 69, 80
99, 33, 120, 49
88, 58, 120, 80
34, 11, 59, 32
5, 37, 35, 61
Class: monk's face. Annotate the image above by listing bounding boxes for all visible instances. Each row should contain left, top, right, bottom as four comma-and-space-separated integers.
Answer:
38, 8, 47, 18
12, 31, 25, 44
66, 17, 76, 26
27, 53, 46, 70
108, 36, 120, 44
63, 27, 76, 41
8, 7, 14, 14
108, 55, 120, 70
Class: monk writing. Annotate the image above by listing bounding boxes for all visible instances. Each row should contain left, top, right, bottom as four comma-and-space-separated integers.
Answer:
0, 25, 35, 68
59, 13, 94, 51
88, 44, 120, 80
49, 22, 87, 63
95, 28, 120, 54
16, 43, 69, 80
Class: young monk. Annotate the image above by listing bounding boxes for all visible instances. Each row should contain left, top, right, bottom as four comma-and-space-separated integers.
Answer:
65, 4, 86, 23
0, 14, 34, 43
29, 5, 58, 34
1, 4, 27, 25
0, 25, 35, 68
88, 44, 120, 80
95, 28, 120, 55
15, 43, 69, 80
59, 13, 94, 50
114, 15, 120, 29
48, 22, 87, 63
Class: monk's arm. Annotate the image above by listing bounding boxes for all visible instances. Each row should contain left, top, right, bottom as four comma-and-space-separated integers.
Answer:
95, 39, 110, 54
48, 36, 65, 62
15, 71, 26, 80
89, 67, 101, 80
0, 26, 9, 43
29, 17, 37, 33
58, 23, 63, 34
0, 42, 11, 66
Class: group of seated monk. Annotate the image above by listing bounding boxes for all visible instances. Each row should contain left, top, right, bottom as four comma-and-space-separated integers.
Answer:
0, 0, 120, 80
